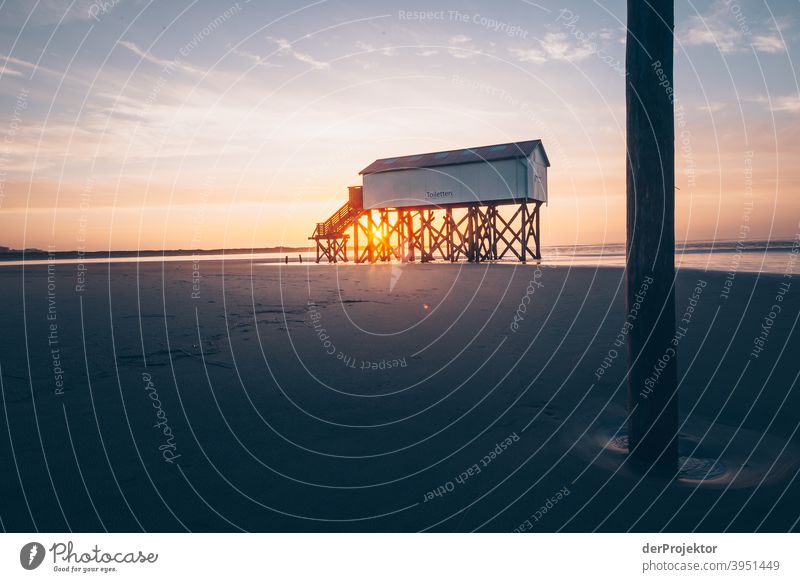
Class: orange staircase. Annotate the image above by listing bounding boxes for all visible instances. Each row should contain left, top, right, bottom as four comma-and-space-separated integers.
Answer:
311, 200, 360, 239
309, 187, 364, 262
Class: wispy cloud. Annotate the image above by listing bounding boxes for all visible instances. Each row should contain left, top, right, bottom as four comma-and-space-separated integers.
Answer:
228, 46, 283, 68
510, 47, 546, 64
678, 19, 739, 53
510, 32, 595, 64
1, 0, 102, 26
117, 41, 206, 75
0, 53, 63, 78
447, 35, 483, 59
677, 1, 788, 54
266, 37, 329, 69
754, 95, 800, 114
751, 34, 786, 54
699, 101, 727, 113
354, 41, 397, 57
540, 32, 594, 60
1, 67, 24, 77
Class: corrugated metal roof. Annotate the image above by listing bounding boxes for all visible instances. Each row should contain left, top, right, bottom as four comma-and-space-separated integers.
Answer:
359, 139, 549, 175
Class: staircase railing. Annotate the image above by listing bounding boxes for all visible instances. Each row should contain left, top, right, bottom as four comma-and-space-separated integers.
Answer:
313, 201, 359, 238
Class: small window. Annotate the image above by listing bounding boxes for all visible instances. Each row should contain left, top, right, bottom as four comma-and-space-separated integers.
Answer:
382, 158, 397, 165
489, 145, 507, 152
434, 152, 450, 159
407, 155, 423, 161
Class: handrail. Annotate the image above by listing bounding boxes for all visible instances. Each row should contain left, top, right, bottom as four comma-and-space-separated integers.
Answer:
313, 200, 359, 238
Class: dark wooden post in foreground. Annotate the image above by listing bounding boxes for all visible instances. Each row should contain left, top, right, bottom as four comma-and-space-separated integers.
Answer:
626, 1, 678, 473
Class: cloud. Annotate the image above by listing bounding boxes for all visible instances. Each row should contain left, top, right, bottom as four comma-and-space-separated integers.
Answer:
754, 95, 800, 114
540, 32, 594, 60
447, 35, 484, 59
678, 20, 739, 53
751, 34, 786, 53
699, 102, 727, 113
596, 29, 616, 42
677, 1, 788, 55
510, 32, 595, 64
510, 47, 546, 64
117, 41, 206, 75
354, 41, 397, 57
0, 53, 63, 78
266, 37, 329, 69
1, 67, 24, 77
0, 0, 102, 26
228, 47, 283, 68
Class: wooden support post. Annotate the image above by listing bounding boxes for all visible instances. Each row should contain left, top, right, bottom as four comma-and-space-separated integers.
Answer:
422, 210, 430, 262
476, 208, 481, 262
414, 210, 421, 262
407, 211, 414, 261
490, 206, 497, 260
520, 202, 527, 263
467, 206, 475, 262
381, 210, 389, 261
353, 218, 359, 263
383, 210, 389, 261
421, 210, 427, 261
446, 208, 453, 262
397, 210, 405, 262
626, 0, 678, 474
367, 212, 375, 263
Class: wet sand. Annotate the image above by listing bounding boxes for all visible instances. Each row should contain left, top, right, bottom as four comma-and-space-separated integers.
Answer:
0, 259, 797, 532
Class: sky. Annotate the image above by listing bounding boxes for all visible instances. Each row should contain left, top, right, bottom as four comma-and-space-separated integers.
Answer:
0, 0, 798, 251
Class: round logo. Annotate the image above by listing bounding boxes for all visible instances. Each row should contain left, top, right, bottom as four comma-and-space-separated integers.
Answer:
20, 542, 46, 570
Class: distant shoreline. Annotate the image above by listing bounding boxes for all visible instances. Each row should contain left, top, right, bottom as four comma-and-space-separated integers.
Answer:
0, 247, 314, 262
1, 238, 795, 263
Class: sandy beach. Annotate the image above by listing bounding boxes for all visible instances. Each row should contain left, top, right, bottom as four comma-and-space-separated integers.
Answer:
0, 259, 797, 532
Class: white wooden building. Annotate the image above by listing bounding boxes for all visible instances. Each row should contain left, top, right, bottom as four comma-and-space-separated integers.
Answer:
359, 139, 549, 210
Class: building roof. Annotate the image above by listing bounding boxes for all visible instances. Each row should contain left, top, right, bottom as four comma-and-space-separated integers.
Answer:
359, 139, 549, 175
